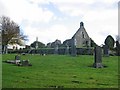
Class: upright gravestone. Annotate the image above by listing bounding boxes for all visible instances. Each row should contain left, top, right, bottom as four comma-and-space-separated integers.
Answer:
15, 55, 21, 64
103, 45, 109, 57
65, 44, 69, 55
71, 39, 77, 56
15, 55, 20, 60
93, 46, 103, 68
54, 45, 58, 54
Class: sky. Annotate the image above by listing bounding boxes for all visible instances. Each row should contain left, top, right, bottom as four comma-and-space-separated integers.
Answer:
0, 0, 119, 45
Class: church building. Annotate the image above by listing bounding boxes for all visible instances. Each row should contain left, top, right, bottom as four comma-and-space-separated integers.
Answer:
72, 22, 91, 48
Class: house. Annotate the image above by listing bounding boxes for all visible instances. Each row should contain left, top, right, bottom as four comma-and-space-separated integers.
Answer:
7, 38, 25, 50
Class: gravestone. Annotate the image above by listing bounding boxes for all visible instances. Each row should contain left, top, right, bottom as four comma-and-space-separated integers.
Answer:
54, 45, 58, 54
71, 39, 77, 56
103, 45, 109, 57
15, 55, 21, 64
93, 46, 103, 68
15, 55, 20, 60
65, 44, 69, 55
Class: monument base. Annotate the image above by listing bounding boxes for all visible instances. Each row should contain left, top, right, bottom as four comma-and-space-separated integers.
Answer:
93, 63, 103, 68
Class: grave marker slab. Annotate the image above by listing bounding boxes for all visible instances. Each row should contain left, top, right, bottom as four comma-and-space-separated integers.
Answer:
93, 46, 103, 68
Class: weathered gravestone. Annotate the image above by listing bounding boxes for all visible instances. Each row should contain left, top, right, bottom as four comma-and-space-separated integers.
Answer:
103, 45, 109, 57
65, 44, 69, 55
15, 55, 20, 60
71, 39, 77, 56
93, 46, 103, 68
15, 55, 21, 64
54, 45, 58, 54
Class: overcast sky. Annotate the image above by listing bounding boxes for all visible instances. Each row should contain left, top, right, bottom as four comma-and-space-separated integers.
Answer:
0, 0, 118, 45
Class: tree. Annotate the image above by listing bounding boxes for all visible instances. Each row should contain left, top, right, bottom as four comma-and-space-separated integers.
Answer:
0, 16, 27, 53
30, 41, 45, 48
104, 35, 115, 49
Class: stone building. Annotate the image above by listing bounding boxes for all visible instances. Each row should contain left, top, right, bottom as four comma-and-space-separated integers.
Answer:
63, 22, 91, 48
72, 22, 91, 48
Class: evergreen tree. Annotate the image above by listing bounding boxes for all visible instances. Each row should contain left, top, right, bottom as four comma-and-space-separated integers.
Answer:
104, 35, 115, 49
30, 41, 45, 48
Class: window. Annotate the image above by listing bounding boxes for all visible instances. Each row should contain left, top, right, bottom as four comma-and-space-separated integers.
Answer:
82, 32, 84, 38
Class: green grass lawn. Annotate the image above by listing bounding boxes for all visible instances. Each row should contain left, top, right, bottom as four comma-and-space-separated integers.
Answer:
2, 54, 118, 88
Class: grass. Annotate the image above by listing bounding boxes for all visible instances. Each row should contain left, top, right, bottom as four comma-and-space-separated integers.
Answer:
2, 54, 118, 88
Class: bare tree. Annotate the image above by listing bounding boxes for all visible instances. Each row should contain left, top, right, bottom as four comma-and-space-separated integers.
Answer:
0, 16, 27, 54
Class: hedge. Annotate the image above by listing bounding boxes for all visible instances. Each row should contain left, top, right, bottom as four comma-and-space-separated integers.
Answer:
8, 47, 94, 55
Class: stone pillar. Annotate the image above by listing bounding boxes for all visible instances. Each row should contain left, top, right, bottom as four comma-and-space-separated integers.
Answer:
93, 46, 103, 68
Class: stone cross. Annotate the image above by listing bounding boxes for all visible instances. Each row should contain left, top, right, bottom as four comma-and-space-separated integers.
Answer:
35, 37, 38, 49
93, 46, 103, 68
71, 39, 76, 56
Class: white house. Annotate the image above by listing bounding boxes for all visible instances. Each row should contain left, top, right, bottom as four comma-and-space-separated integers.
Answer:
7, 38, 25, 50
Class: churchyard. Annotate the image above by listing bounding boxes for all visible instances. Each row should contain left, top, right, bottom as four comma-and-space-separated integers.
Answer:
2, 54, 118, 88
1, 19, 119, 89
